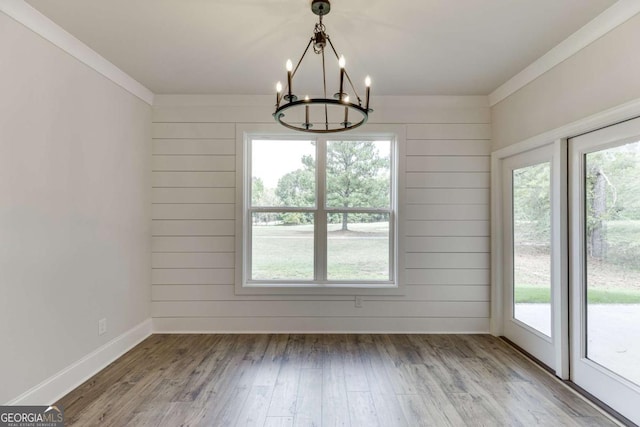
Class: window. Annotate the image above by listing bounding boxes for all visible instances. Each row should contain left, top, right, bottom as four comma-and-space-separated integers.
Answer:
241, 134, 397, 289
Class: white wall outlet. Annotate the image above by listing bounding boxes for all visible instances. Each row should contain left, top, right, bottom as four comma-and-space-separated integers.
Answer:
355, 296, 363, 308
98, 318, 107, 336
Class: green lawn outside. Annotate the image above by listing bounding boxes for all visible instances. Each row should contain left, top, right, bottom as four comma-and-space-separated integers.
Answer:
515, 286, 640, 304
251, 222, 389, 281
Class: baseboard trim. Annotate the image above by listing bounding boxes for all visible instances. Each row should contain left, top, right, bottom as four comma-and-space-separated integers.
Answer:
6, 318, 153, 405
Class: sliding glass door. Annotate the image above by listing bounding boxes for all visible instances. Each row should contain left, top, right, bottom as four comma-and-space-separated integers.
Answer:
569, 117, 640, 424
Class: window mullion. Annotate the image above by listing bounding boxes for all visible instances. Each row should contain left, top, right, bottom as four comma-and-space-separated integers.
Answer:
316, 137, 328, 282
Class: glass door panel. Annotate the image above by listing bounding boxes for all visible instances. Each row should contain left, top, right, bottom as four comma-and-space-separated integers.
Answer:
502, 145, 556, 369
513, 162, 552, 336
584, 141, 640, 386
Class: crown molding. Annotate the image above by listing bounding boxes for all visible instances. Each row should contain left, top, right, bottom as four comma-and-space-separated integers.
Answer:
489, 0, 640, 107
0, 0, 154, 105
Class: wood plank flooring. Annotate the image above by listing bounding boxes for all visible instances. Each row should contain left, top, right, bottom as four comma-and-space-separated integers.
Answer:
56, 334, 617, 426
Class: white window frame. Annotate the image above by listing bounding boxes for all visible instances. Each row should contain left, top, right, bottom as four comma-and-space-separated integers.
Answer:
235, 123, 406, 296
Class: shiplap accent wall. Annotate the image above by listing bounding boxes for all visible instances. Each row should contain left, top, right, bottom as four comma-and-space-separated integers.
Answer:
151, 95, 490, 333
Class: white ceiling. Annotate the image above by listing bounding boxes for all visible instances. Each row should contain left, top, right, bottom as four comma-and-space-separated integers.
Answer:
24, 0, 616, 96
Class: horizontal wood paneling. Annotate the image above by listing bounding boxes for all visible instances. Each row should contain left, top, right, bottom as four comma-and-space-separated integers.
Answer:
152, 188, 235, 203
405, 140, 491, 156
406, 124, 491, 140
152, 236, 235, 252
152, 317, 490, 333
153, 106, 274, 123
152, 205, 235, 220
406, 220, 489, 237
152, 105, 490, 125
405, 172, 490, 188
404, 269, 490, 285
151, 284, 490, 302
152, 171, 235, 187
152, 155, 235, 171
151, 300, 489, 318
404, 205, 488, 221
405, 156, 490, 172
406, 189, 489, 204
153, 139, 235, 155
405, 236, 489, 253
372, 107, 490, 124
152, 123, 235, 139
151, 97, 492, 332
152, 268, 235, 285
152, 219, 234, 237
405, 253, 490, 269
152, 252, 234, 269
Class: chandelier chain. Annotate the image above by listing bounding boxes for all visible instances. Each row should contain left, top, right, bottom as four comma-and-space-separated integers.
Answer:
313, 16, 327, 54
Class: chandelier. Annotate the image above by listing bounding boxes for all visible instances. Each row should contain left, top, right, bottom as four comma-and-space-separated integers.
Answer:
273, 0, 372, 133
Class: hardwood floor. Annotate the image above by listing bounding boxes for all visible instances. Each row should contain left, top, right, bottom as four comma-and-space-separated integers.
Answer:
57, 334, 617, 426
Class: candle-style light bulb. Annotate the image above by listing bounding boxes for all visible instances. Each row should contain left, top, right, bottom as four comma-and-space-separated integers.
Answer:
338, 55, 346, 101
343, 95, 349, 127
304, 95, 310, 128
276, 81, 282, 106
286, 59, 293, 101
364, 76, 371, 111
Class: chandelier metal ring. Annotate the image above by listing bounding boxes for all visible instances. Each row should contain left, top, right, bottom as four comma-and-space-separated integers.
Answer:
274, 98, 369, 134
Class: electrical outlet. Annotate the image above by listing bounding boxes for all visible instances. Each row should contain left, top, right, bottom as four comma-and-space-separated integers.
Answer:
98, 318, 107, 336
355, 296, 363, 308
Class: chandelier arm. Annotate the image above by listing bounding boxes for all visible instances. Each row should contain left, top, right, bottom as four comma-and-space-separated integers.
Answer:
322, 47, 329, 130
291, 37, 314, 80
326, 37, 363, 105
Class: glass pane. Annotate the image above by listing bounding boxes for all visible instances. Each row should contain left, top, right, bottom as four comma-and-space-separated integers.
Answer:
327, 213, 389, 281
251, 139, 315, 207
512, 162, 552, 337
251, 213, 314, 281
585, 140, 640, 386
326, 140, 390, 209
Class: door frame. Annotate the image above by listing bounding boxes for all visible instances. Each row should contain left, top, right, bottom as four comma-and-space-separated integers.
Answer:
493, 140, 568, 376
